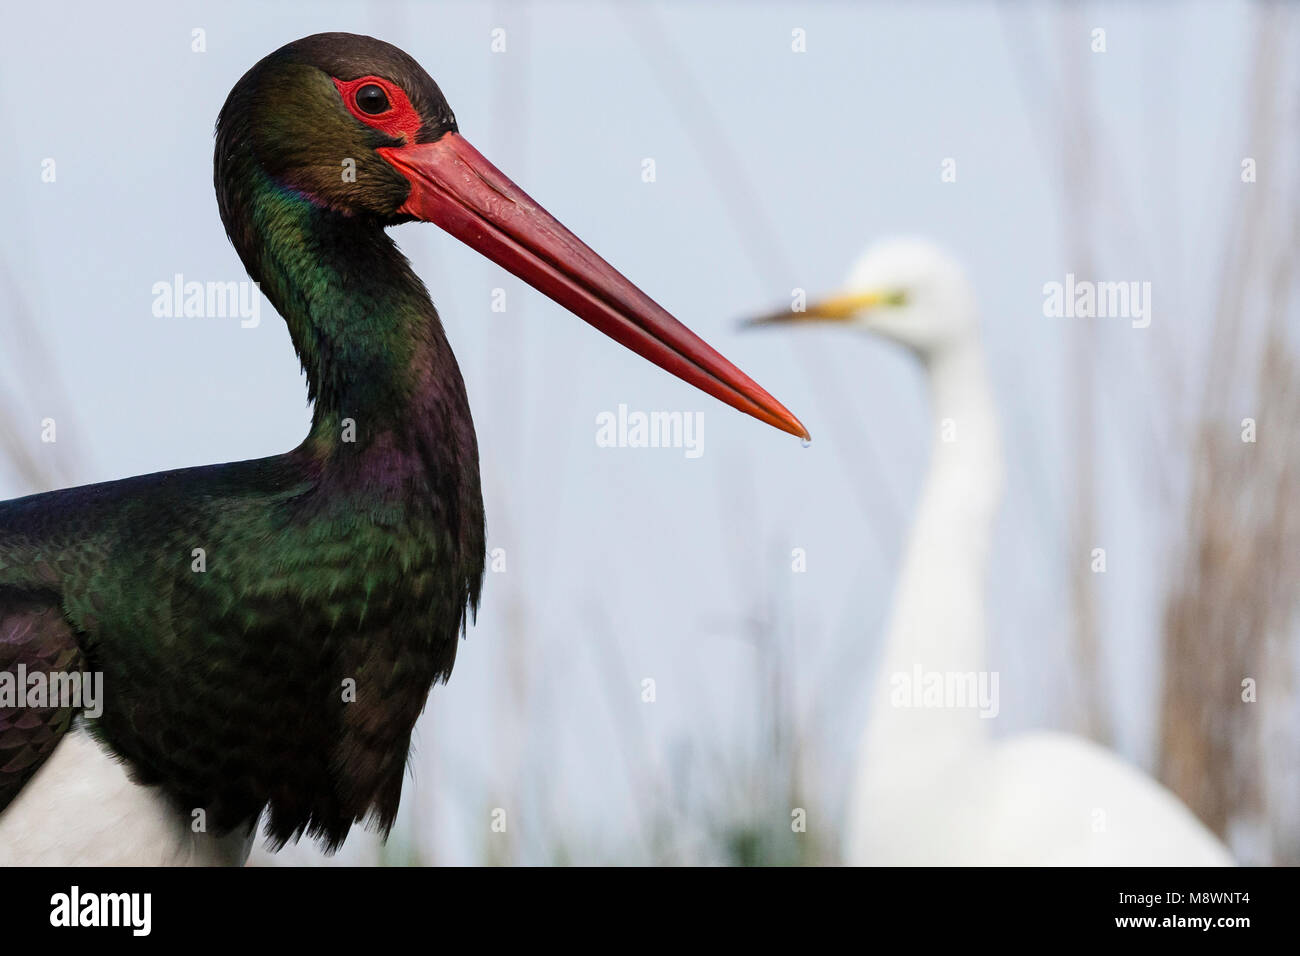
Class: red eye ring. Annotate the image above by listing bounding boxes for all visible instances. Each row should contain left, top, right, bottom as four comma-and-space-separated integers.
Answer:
332, 75, 422, 142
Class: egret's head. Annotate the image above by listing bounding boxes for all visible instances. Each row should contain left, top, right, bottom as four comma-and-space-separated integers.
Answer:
747, 239, 976, 355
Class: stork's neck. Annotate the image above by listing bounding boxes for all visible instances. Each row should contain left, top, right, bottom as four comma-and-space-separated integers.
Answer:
862, 335, 1004, 764
216, 166, 485, 636
228, 171, 476, 472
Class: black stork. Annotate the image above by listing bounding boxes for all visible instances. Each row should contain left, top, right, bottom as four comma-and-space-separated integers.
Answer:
0, 33, 806, 864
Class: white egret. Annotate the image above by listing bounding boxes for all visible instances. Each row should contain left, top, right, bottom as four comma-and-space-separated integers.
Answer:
751, 238, 1232, 865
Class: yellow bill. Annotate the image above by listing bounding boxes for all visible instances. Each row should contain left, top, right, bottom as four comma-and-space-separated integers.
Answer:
742, 289, 902, 327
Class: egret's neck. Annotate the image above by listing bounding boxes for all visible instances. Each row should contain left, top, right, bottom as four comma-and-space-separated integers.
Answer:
920, 339, 1003, 513
862, 335, 1004, 763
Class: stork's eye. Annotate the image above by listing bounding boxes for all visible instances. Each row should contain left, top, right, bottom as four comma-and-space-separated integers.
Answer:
355, 84, 390, 115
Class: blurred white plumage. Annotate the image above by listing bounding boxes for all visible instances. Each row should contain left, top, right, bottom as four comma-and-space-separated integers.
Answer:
753, 238, 1232, 865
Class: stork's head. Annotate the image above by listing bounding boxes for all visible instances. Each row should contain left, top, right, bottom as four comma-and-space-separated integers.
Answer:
747, 239, 977, 356
213, 32, 809, 440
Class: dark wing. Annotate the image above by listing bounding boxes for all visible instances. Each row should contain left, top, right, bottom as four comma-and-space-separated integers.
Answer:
0, 589, 84, 812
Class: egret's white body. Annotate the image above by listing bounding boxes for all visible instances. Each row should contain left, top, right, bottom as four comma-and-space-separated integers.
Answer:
808, 240, 1232, 866
0, 725, 252, 866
